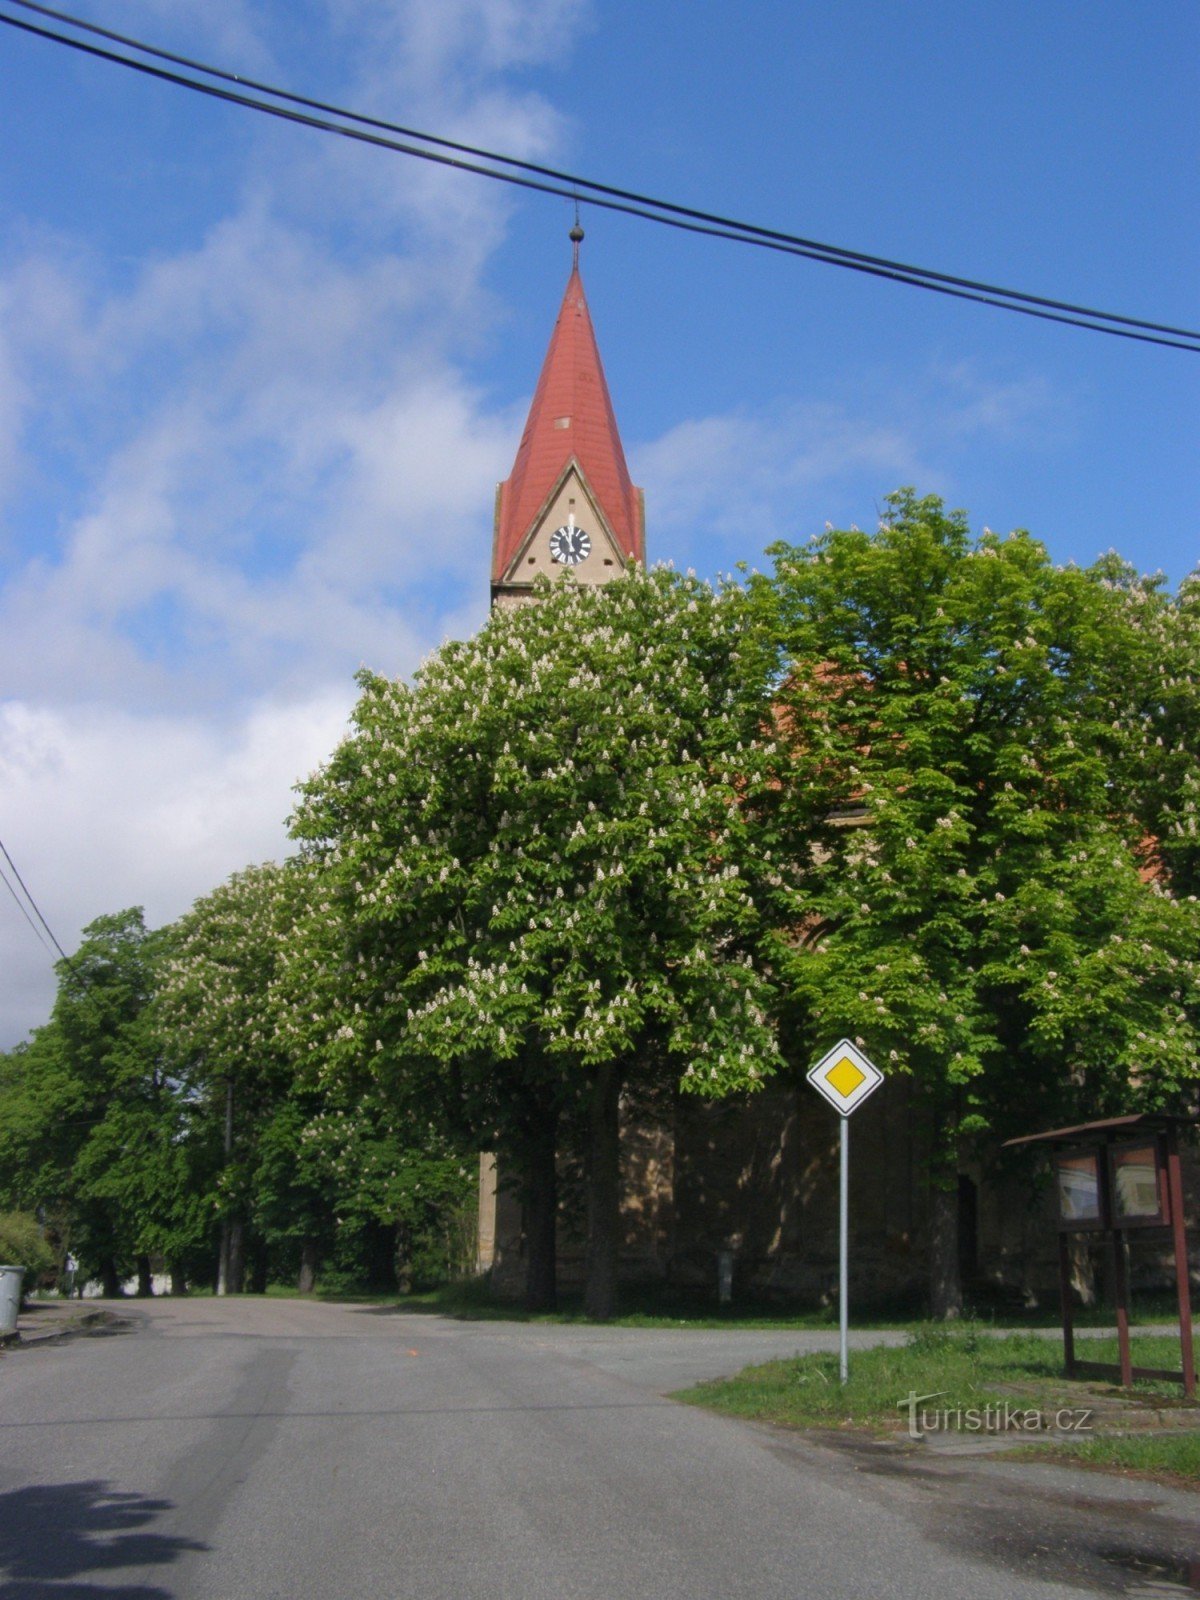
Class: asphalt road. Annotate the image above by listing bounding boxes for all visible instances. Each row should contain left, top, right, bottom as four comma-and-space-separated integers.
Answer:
1, 1298, 1195, 1599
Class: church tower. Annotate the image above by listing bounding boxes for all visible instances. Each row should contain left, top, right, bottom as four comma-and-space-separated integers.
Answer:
477, 227, 648, 1282
490, 226, 645, 607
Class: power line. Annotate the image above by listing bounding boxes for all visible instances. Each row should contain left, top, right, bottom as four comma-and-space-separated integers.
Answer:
0, 835, 73, 965
0, 838, 118, 1021
0, 858, 57, 959
7, 0, 1199, 347
1, 0, 1197, 353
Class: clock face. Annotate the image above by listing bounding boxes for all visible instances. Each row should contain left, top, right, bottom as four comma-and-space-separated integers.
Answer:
549, 523, 591, 565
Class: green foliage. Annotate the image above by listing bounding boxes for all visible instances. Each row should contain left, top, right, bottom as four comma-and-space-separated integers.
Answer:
4, 493, 1197, 1318
292, 563, 806, 1315
157, 861, 308, 1273
0, 909, 204, 1287
1056, 1430, 1200, 1483
294, 566, 788, 1109
1097, 558, 1200, 900
0, 1212, 57, 1278
762, 492, 1200, 1150
0, 864, 476, 1298
678, 1329, 1193, 1438
157, 858, 474, 1292
292, 566, 798, 1312
0, 1032, 79, 1215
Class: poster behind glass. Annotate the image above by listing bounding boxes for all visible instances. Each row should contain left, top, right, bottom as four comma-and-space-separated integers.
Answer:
1110, 1142, 1164, 1226
1056, 1150, 1103, 1228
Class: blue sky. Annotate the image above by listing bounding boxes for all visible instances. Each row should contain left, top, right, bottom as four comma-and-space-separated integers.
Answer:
1, 0, 1197, 1044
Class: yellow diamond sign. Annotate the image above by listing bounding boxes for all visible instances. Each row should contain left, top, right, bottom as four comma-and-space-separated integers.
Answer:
808, 1039, 884, 1117
825, 1056, 866, 1099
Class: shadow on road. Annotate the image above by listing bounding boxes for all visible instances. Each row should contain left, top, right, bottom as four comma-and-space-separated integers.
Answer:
0, 1479, 205, 1599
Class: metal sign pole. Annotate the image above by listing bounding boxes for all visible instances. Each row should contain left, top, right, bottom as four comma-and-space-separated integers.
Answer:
806, 1038, 885, 1390
839, 1116, 849, 1385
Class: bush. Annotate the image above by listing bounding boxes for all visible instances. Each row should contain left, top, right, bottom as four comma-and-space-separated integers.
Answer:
0, 1212, 57, 1280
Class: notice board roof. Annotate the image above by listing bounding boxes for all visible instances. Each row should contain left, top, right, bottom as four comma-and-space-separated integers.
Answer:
1004, 1113, 1197, 1149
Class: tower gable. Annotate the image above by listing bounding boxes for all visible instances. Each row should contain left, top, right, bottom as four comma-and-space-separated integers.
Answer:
493, 460, 633, 605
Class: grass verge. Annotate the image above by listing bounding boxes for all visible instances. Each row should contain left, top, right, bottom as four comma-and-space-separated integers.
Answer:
385, 1279, 1191, 1330
389, 1278, 906, 1327
676, 1326, 1200, 1484
1032, 1432, 1200, 1485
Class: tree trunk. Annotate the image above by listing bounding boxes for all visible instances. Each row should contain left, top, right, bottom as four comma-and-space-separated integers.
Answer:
216, 1075, 237, 1296
168, 1263, 187, 1296
100, 1257, 122, 1299
395, 1223, 412, 1293
248, 1239, 268, 1295
226, 1220, 245, 1295
523, 1105, 559, 1313
929, 1180, 962, 1320
136, 1255, 153, 1297
298, 1238, 318, 1295
583, 1062, 622, 1321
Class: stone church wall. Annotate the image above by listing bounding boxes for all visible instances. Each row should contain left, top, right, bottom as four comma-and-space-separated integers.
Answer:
481, 1082, 1200, 1312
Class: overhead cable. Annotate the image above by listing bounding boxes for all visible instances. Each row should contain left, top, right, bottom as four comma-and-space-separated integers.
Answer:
0, 858, 57, 959
1, 0, 1197, 352
0, 834, 73, 966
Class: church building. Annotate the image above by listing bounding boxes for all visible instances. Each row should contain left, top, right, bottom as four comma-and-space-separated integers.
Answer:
476, 229, 1081, 1311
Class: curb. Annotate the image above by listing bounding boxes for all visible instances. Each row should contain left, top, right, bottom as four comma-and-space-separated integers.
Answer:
1, 1308, 123, 1349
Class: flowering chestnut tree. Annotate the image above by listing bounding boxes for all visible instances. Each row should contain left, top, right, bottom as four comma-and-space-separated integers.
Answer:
293, 566, 795, 1317
158, 859, 474, 1293
158, 862, 309, 1292
763, 492, 1200, 1317
1103, 561, 1200, 900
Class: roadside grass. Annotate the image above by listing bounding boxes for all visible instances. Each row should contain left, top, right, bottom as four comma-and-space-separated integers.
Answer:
388, 1278, 1189, 1330
27, 1277, 1189, 1336
676, 1327, 1200, 1484
392, 1278, 919, 1327
216, 1275, 919, 1325
1036, 1431, 1200, 1483
677, 1326, 1065, 1426
263, 1284, 402, 1304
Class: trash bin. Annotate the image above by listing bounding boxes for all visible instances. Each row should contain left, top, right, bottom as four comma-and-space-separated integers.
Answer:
0, 1265, 24, 1337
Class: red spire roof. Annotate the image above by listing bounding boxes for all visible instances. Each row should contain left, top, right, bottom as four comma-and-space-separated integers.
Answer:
492, 260, 644, 585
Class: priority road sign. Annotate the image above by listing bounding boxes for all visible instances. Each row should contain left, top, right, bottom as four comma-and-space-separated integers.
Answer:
807, 1038, 884, 1118
807, 1037, 886, 1386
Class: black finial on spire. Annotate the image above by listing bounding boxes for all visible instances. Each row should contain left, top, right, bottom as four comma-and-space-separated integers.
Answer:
570, 202, 584, 268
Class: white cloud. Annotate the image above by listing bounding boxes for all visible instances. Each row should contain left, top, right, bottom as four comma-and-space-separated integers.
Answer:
0, 54, 537, 714
0, 688, 354, 1048
0, 0, 598, 1045
0, 276, 509, 710
102, 0, 279, 75
633, 364, 1067, 561
927, 361, 1064, 442
635, 401, 933, 546
325, 0, 591, 91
